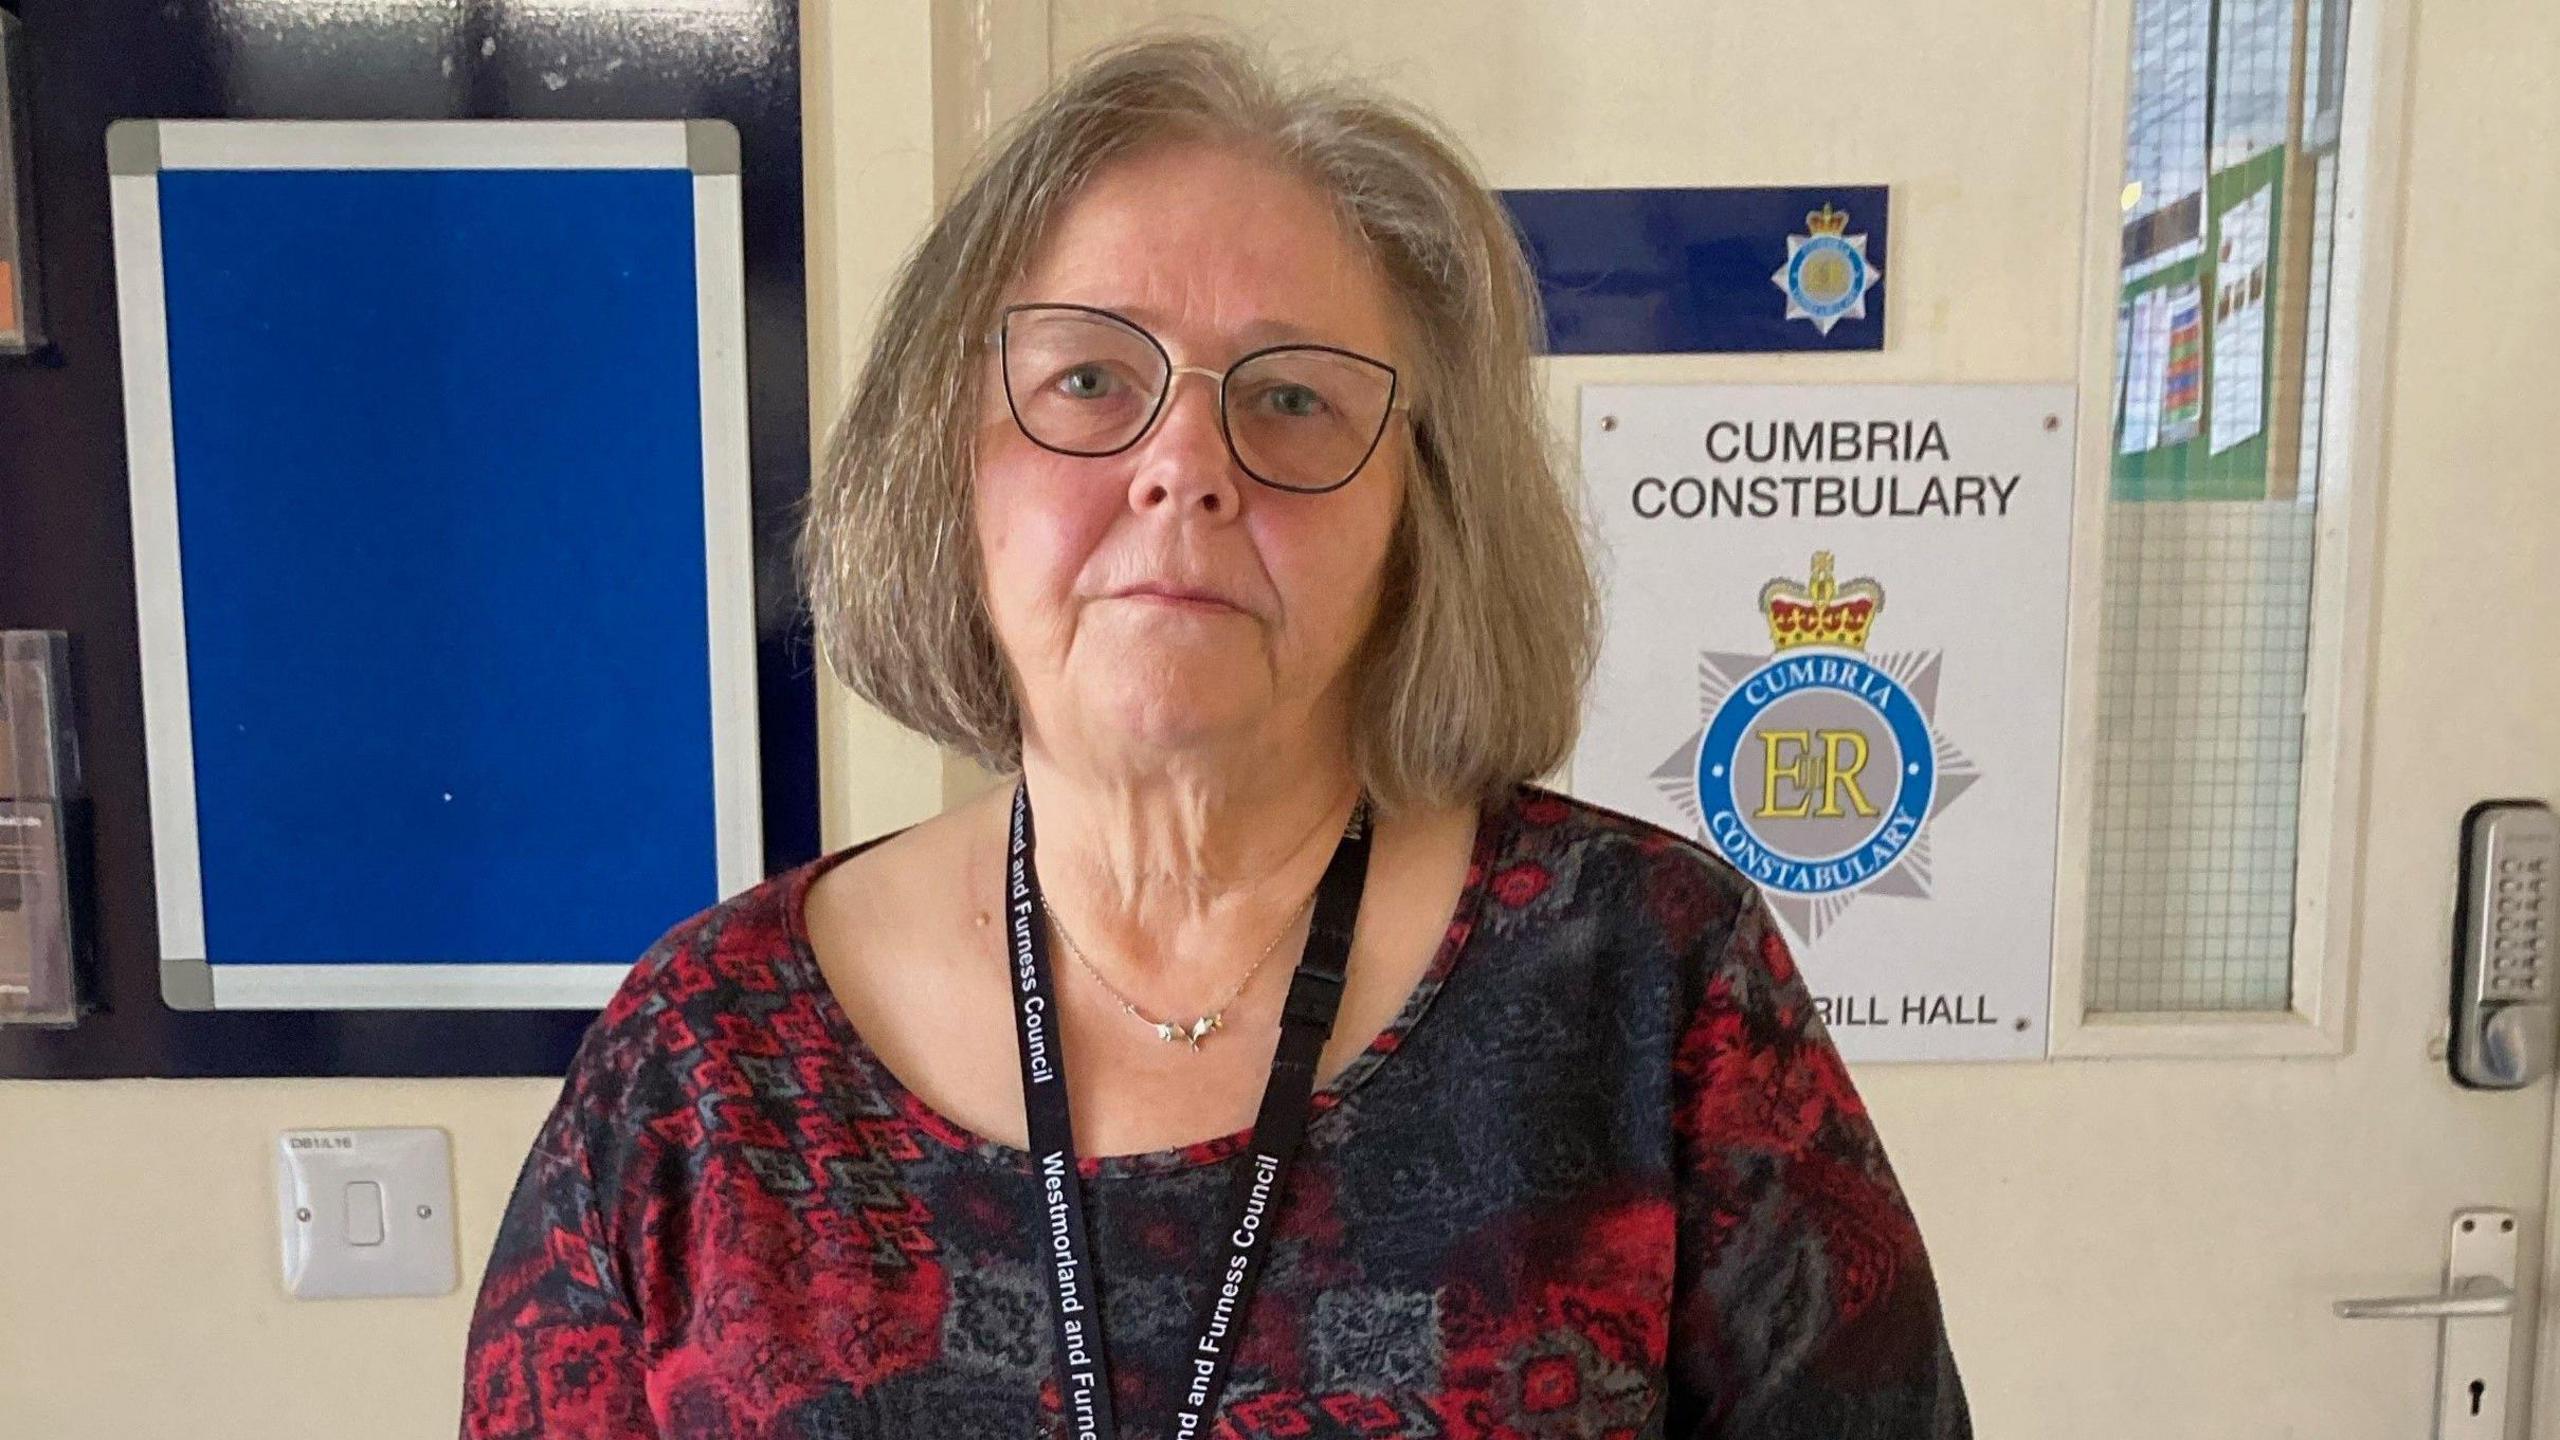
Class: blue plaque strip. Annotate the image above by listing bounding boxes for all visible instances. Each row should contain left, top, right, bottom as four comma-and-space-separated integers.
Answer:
1500, 185, 1890, 354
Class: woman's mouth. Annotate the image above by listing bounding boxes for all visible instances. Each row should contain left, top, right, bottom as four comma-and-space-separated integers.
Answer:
1113, 585, 1240, 612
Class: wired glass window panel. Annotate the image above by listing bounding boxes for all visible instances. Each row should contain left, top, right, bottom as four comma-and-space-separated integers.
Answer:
2088, 0, 2350, 1013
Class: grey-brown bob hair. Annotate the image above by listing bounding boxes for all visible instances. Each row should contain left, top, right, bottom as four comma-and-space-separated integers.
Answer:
797, 32, 1598, 815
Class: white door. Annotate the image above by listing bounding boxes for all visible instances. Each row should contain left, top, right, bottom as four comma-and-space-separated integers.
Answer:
822, 0, 2560, 1433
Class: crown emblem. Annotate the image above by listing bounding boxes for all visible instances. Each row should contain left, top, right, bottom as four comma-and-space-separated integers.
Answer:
1804, 203, 1852, 237
1758, 550, 1884, 651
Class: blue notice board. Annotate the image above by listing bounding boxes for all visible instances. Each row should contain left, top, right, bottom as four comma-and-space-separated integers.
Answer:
108, 120, 761, 1011
1500, 185, 1890, 354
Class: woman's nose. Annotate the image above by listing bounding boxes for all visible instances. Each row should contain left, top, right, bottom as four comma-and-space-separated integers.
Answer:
1127, 369, 1244, 518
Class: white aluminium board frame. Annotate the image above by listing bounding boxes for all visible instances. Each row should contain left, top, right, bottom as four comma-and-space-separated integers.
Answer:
108, 119, 762, 1010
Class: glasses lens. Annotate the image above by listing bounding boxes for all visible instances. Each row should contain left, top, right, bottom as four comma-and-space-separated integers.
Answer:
1002, 309, 1167, 454
1225, 348, 1396, 491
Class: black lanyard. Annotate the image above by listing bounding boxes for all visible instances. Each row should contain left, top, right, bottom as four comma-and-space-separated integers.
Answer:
1004, 780, 1372, 1439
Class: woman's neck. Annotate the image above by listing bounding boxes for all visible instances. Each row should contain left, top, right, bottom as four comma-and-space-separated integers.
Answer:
1003, 742, 1363, 992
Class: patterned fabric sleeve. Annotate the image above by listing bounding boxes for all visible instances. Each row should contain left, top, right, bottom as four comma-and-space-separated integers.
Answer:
1664, 882, 1973, 1438
460, 985, 663, 1439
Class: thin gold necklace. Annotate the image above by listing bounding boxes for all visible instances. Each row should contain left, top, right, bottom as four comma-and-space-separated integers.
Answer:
1044, 891, 1318, 1051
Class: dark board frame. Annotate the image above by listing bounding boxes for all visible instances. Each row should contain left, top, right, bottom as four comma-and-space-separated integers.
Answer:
0, 0, 818, 1077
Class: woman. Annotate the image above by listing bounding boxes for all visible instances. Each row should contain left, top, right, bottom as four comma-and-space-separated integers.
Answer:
464, 33, 1970, 1439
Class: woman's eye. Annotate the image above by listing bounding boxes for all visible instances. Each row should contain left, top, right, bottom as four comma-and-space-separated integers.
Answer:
1056, 364, 1115, 400
1260, 384, 1329, 419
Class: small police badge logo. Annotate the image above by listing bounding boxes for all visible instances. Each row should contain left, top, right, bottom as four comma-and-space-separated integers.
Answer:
1771, 203, 1881, 336
1652, 551, 1980, 943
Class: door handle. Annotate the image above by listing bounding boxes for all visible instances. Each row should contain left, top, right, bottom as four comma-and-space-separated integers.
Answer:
2328, 1208, 2520, 1437
2333, 1274, 2515, 1320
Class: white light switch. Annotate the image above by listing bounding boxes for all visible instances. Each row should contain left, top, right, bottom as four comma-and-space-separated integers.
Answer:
274, 1128, 455, 1300
344, 1180, 385, 1246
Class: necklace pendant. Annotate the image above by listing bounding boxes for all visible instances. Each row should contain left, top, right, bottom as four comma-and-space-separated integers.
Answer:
1156, 1012, 1221, 1050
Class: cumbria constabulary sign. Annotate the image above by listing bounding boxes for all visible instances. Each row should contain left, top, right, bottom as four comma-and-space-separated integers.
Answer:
1573, 384, 2076, 1062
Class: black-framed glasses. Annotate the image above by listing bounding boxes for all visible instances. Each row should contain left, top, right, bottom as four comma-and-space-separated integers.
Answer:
992, 302, 1409, 494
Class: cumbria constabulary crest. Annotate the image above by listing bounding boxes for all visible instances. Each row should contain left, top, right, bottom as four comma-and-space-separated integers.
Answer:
1772, 203, 1881, 336
1653, 551, 1980, 943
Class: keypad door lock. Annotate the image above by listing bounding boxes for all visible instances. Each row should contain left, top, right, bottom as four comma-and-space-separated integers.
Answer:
2451, 800, 2558, 1089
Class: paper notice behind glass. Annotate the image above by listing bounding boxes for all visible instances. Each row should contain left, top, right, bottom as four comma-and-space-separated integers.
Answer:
2118, 288, 2169, 455
2209, 186, 2272, 456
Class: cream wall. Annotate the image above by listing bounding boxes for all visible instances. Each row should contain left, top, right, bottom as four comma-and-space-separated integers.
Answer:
4, 1, 2555, 1436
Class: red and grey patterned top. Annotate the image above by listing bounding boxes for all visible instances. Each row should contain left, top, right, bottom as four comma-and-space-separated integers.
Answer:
461, 784, 1971, 1438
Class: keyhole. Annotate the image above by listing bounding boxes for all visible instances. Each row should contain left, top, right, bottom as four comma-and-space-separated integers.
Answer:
2470, 1379, 2487, 1416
